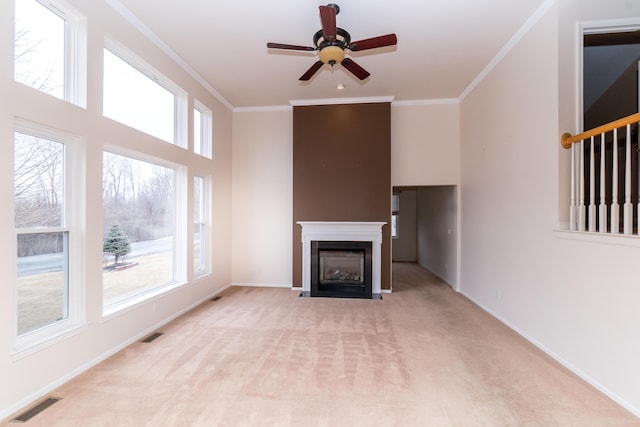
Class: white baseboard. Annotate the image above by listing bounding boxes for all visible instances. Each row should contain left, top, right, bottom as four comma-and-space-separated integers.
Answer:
231, 282, 292, 288
418, 261, 456, 290
460, 290, 640, 419
0, 285, 231, 421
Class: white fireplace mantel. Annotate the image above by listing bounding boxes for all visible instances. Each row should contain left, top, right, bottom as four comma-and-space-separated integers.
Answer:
297, 221, 386, 295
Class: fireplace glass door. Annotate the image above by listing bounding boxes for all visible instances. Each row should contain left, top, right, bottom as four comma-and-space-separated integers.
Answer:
319, 250, 364, 285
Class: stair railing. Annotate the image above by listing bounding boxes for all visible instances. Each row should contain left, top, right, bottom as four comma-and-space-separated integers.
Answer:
561, 112, 640, 234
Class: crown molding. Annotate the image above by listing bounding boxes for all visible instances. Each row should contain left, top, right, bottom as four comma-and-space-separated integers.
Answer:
458, 0, 558, 102
392, 98, 459, 107
234, 105, 293, 113
289, 96, 395, 106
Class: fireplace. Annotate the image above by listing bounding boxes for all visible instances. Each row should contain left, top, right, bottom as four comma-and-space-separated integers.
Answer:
297, 221, 385, 299
311, 240, 372, 298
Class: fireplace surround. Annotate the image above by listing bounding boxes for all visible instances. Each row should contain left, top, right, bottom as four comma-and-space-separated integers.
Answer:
298, 221, 385, 299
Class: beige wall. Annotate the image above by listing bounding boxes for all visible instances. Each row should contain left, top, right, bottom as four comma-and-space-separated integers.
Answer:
0, 0, 233, 417
232, 110, 293, 287
391, 103, 460, 187
461, 0, 640, 415
416, 186, 458, 286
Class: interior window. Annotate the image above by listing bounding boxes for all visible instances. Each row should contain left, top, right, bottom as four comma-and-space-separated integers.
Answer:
14, 0, 86, 105
103, 45, 185, 146
14, 130, 69, 335
102, 151, 177, 310
193, 101, 213, 158
14, 0, 65, 99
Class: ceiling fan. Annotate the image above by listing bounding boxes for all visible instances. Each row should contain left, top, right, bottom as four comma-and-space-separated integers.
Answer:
266, 3, 397, 81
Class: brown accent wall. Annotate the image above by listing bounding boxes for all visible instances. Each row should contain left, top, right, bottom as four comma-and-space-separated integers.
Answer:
292, 102, 391, 291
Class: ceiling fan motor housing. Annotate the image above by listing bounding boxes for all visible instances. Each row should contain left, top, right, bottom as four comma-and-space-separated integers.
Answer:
313, 28, 351, 65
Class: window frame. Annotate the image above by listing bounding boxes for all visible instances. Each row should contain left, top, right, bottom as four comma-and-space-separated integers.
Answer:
103, 36, 188, 148
193, 175, 210, 277
13, 119, 86, 358
193, 100, 213, 158
101, 146, 187, 317
14, 0, 87, 107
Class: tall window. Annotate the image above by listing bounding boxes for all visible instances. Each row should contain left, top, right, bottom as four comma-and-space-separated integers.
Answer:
14, 127, 69, 336
14, 0, 86, 105
193, 176, 207, 275
193, 100, 212, 158
102, 152, 176, 310
391, 193, 400, 238
103, 40, 187, 146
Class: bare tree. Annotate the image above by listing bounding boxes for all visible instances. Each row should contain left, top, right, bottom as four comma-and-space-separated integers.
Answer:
14, 6, 61, 95
14, 133, 63, 229
103, 154, 175, 243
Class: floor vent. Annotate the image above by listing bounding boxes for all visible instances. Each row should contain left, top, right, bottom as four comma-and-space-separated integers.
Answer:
11, 397, 61, 423
141, 332, 163, 343
211, 296, 222, 301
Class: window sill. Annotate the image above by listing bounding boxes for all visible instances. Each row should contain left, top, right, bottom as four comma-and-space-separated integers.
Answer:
12, 320, 91, 361
102, 281, 188, 321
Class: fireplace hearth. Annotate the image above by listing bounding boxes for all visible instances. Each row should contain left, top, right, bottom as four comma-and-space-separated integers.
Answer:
311, 241, 372, 298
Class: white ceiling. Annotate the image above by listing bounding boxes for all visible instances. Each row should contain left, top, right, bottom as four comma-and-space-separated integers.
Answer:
111, 0, 548, 109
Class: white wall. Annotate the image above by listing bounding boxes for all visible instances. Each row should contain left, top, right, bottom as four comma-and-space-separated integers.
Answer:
391, 103, 460, 187
460, 0, 640, 415
231, 110, 293, 287
416, 186, 458, 286
0, 0, 233, 417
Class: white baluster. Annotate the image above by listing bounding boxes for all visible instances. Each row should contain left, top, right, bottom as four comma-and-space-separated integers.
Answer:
578, 139, 586, 231
611, 128, 620, 234
588, 136, 597, 232
624, 124, 633, 234
637, 122, 640, 235
599, 133, 607, 232
569, 143, 577, 230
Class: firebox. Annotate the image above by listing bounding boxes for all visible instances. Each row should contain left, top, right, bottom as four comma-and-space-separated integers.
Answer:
310, 240, 372, 298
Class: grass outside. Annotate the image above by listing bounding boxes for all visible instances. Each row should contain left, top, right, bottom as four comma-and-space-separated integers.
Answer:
17, 252, 173, 335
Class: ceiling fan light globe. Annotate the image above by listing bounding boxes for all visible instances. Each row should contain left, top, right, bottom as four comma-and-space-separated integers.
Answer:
319, 45, 345, 65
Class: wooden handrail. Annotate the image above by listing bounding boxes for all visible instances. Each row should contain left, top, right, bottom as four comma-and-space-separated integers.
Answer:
561, 112, 640, 149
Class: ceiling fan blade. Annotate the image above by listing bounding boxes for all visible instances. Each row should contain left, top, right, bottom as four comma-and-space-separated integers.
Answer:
299, 61, 324, 81
348, 34, 398, 51
341, 58, 370, 80
267, 42, 316, 51
319, 5, 337, 41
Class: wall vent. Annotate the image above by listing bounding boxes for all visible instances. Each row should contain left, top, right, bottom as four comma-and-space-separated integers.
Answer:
11, 397, 61, 423
141, 332, 163, 343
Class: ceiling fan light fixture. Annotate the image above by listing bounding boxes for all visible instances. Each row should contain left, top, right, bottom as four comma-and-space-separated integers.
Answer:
319, 45, 345, 65
266, 4, 397, 81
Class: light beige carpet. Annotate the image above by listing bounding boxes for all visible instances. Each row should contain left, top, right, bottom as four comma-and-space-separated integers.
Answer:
4, 263, 639, 426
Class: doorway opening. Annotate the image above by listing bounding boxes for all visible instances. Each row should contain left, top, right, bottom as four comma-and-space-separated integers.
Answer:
391, 185, 458, 289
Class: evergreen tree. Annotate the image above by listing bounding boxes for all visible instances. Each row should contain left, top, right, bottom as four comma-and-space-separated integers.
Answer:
103, 224, 131, 266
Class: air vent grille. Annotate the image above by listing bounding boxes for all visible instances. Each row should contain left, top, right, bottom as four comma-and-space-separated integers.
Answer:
12, 397, 61, 423
141, 332, 163, 343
